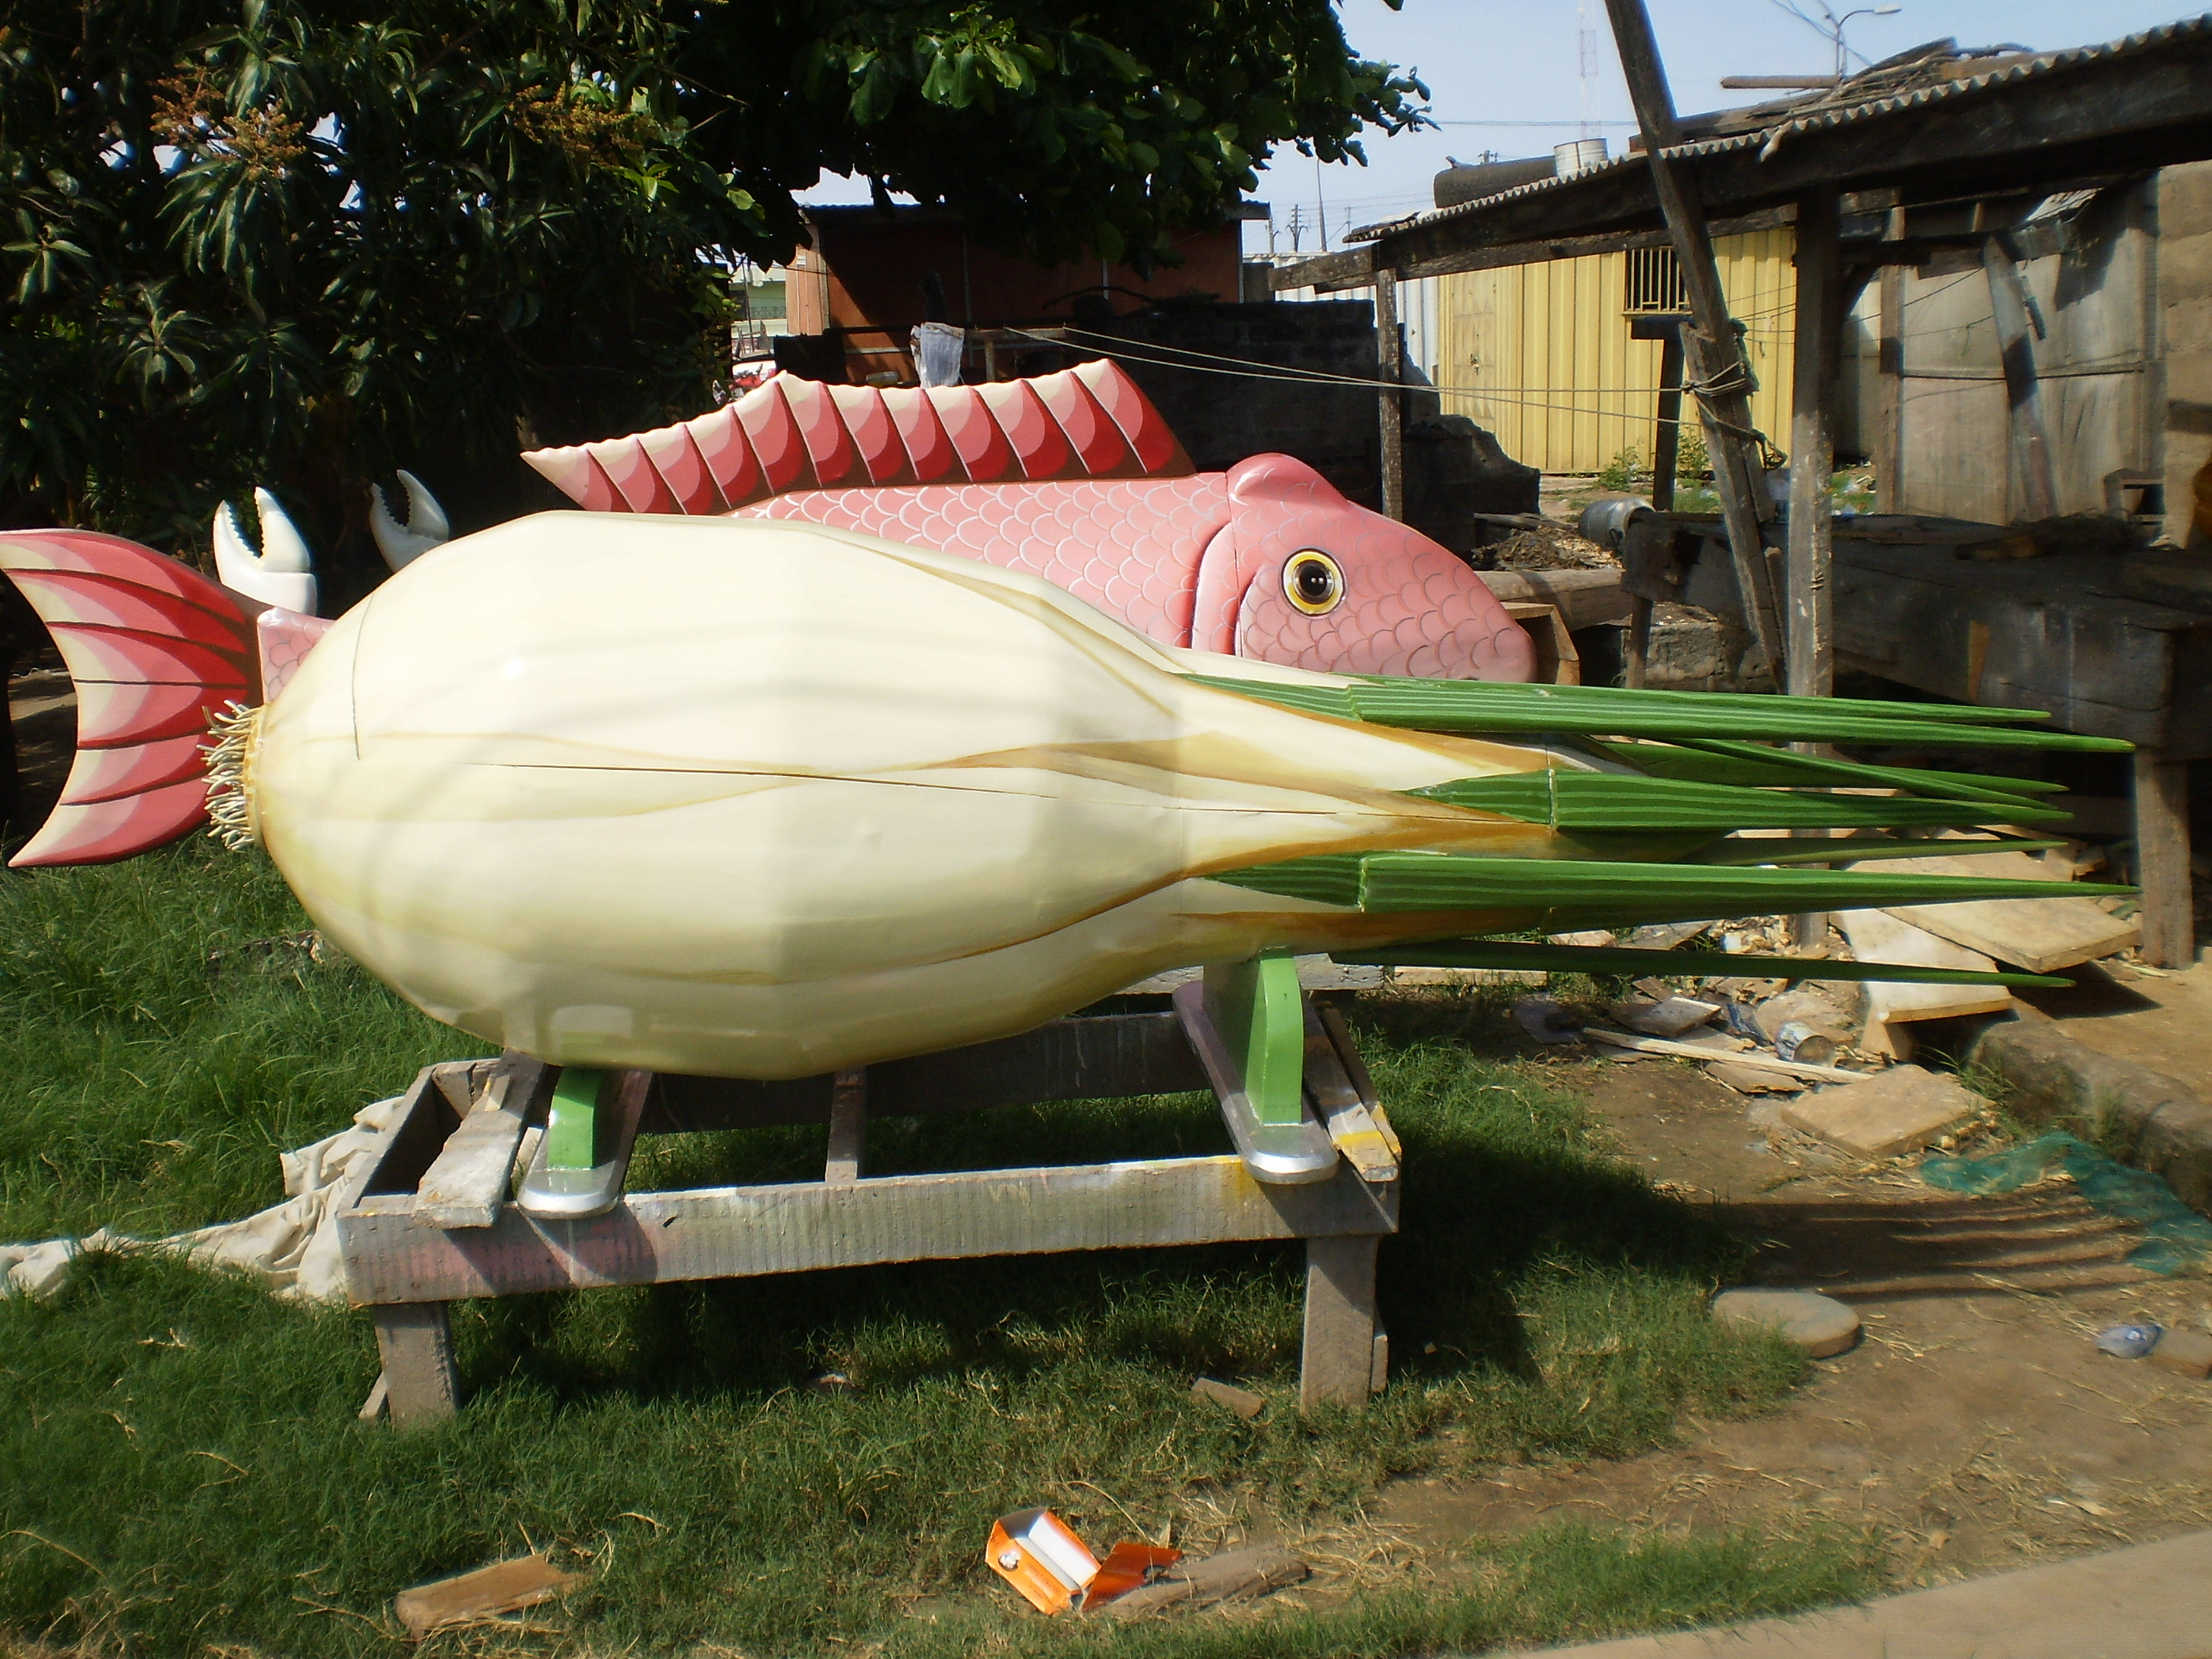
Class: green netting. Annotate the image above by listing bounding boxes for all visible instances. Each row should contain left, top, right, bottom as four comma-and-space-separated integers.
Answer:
1921, 1133, 2212, 1275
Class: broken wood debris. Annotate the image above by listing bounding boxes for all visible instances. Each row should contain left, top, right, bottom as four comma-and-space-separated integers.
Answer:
392, 1554, 586, 1640
1192, 1376, 1266, 1418
1582, 1027, 1867, 1084
1096, 1544, 1310, 1619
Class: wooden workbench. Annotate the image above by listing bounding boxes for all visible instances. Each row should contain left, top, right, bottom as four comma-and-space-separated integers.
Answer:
338, 1004, 1402, 1427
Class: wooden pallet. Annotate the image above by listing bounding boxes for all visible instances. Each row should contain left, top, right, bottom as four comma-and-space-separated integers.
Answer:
336, 1001, 1402, 1426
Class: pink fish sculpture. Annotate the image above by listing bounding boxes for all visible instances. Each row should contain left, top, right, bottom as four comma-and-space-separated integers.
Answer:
522, 360, 1538, 682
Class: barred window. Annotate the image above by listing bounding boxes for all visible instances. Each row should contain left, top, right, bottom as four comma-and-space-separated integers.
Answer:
1624, 245, 1688, 314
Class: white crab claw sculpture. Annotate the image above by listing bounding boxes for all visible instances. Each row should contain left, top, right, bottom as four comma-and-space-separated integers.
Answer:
212, 488, 318, 617
369, 469, 450, 571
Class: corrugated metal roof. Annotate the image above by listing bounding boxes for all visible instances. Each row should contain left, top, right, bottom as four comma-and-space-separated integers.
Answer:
1348, 14, 2212, 245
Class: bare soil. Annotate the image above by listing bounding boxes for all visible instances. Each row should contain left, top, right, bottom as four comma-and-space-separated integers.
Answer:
1376, 1054, 2212, 1589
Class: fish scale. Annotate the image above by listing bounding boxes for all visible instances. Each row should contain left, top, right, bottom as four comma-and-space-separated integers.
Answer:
744, 475, 1227, 645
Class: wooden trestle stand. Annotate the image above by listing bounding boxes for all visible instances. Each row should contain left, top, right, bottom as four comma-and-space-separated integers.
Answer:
336, 968, 1402, 1427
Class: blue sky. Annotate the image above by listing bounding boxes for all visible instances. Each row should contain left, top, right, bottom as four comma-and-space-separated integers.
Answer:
803, 1, 2206, 251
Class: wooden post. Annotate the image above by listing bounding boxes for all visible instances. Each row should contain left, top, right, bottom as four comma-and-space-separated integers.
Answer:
1300, 1234, 1381, 1410
1651, 323, 1686, 511
1376, 269, 1405, 521
2135, 751, 2196, 969
1876, 211, 1905, 513
1603, 0, 1787, 680
1787, 200, 1838, 963
1786, 191, 1839, 702
373, 1302, 460, 1426
1624, 596, 1654, 690
824, 1066, 867, 1183
1982, 237, 2058, 522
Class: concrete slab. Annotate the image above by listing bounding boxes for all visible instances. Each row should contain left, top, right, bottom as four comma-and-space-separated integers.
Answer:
1522, 1527, 2212, 1657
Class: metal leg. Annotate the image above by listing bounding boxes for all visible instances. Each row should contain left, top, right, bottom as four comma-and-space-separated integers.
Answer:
1300, 1234, 1381, 1411
372, 1302, 460, 1427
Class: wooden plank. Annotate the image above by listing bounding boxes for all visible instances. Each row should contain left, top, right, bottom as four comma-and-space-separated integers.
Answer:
413, 1056, 553, 1230
1475, 567, 1632, 630
339, 1154, 1398, 1306
824, 1066, 866, 1183
1834, 906, 2019, 1058
1313, 1000, 1402, 1160
645, 1013, 1211, 1133
372, 1301, 460, 1426
1827, 546, 2211, 751
393, 1555, 586, 1639
1351, 211, 1796, 289
1303, 1006, 1397, 1184
1870, 849, 2138, 973
1300, 1234, 1381, 1409
1582, 1027, 1867, 1083
353, 1066, 464, 1201
1501, 602, 1582, 686
1099, 1546, 1309, 1618
2133, 749, 2196, 969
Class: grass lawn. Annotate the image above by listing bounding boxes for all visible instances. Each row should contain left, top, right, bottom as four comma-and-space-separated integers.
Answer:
0, 843, 1879, 1656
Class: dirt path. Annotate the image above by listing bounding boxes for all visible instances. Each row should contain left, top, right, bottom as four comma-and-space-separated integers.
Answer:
1378, 1056, 2212, 1586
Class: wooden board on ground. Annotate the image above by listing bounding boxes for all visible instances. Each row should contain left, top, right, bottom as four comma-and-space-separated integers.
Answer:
1781, 1064, 1986, 1159
1098, 1545, 1309, 1618
1862, 849, 2138, 973
393, 1554, 586, 1639
1835, 907, 2018, 1059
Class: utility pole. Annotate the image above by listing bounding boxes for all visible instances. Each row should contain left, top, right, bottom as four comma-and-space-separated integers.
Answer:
1602, 0, 1788, 679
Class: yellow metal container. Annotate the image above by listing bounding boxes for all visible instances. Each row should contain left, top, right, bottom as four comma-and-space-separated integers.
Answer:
1433, 228, 1797, 477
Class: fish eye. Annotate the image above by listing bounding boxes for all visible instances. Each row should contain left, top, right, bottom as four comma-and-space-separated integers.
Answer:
1282, 550, 1344, 616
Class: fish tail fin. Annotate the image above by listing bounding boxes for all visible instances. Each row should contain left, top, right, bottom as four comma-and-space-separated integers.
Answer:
1, 529, 259, 867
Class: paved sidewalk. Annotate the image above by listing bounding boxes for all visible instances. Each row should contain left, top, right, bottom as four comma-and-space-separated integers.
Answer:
1527, 1528, 2212, 1658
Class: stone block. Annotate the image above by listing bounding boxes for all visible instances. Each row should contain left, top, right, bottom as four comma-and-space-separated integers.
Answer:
2151, 1328, 2212, 1381
1711, 1288, 1861, 1357
1780, 1065, 1984, 1158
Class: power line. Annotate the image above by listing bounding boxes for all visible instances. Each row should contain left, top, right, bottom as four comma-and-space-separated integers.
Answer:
1430, 118, 1641, 127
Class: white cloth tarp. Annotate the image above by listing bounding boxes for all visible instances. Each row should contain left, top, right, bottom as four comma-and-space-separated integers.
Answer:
0, 1092, 404, 1305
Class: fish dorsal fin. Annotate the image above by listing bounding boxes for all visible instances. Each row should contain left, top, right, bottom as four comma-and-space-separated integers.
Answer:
520, 359, 1194, 514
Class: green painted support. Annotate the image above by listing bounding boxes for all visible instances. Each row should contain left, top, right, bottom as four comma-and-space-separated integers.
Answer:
1201, 952, 1306, 1125
543, 1067, 606, 1172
